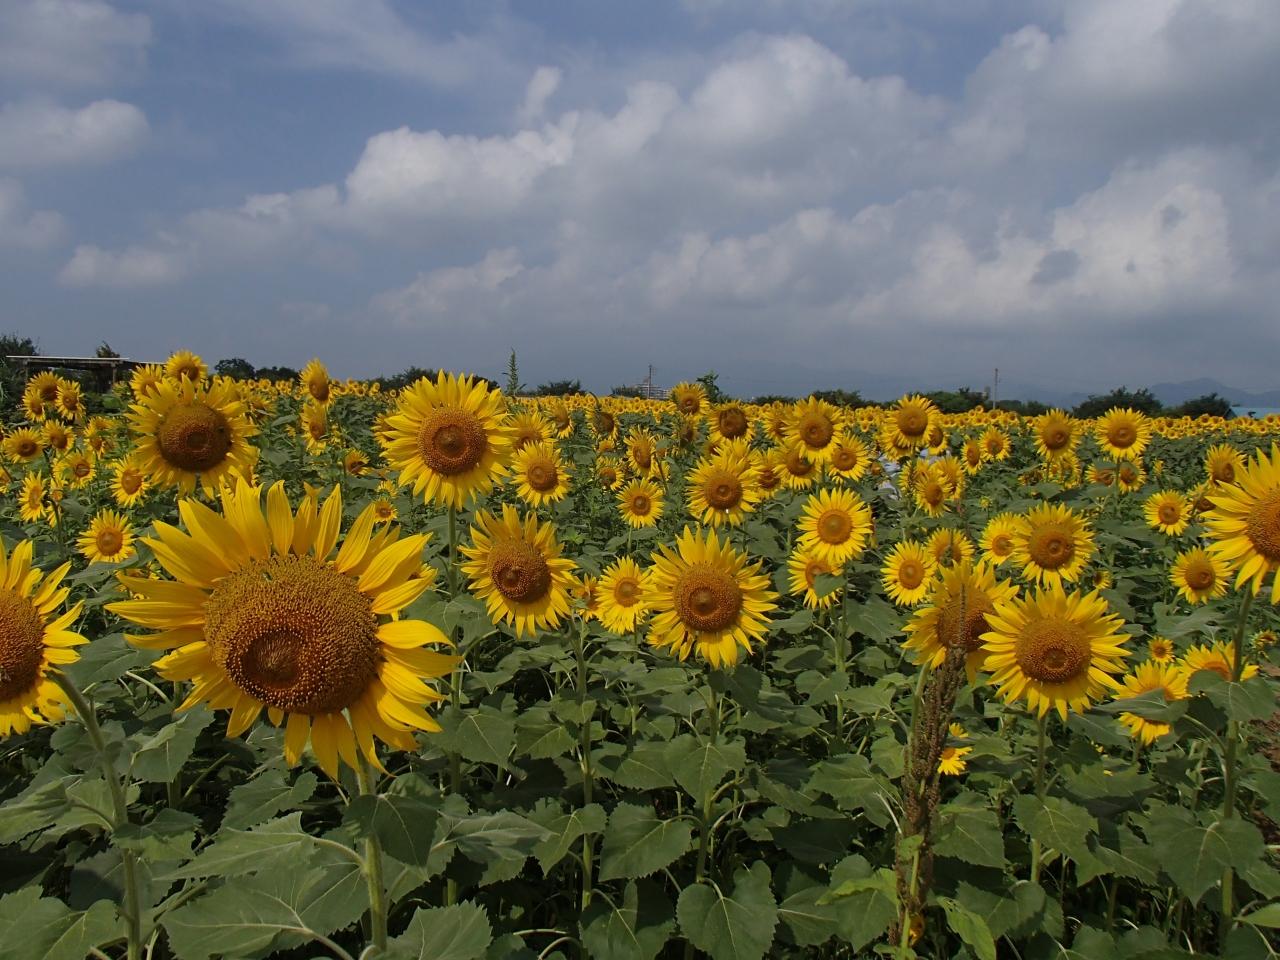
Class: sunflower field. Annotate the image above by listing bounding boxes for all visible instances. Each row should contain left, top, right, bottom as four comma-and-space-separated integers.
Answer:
3, 355, 1280, 960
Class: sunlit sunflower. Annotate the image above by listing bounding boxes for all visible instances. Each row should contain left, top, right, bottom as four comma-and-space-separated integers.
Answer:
1144, 490, 1190, 536
961, 437, 985, 474
1033, 409, 1078, 462
19, 473, 50, 524
645, 526, 778, 668
981, 583, 1129, 719
21, 383, 48, 421
1204, 443, 1243, 486
1251, 628, 1277, 652
618, 478, 664, 528
980, 514, 1022, 566
753, 448, 785, 499
887, 395, 939, 451
670, 382, 707, 417
1170, 546, 1230, 607
912, 462, 952, 518
904, 560, 1018, 677
596, 455, 628, 491
711, 404, 753, 445
3, 427, 44, 463
380, 372, 513, 510
1148, 636, 1175, 664
56, 451, 95, 489
130, 364, 166, 400
165, 350, 207, 383
299, 401, 331, 455
926, 528, 976, 568
1203, 442, 1280, 602
827, 432, 871, 484
881, 540, 936, 607
129, 376, 259, 494
459, 504, 576, 637
0, 541, 85, 736
938, 724, 971, 776
797, 487, 873, 566
1179, 640, 1257, 684
597, 557, 652, 633
788, 547, 843, 610
572, 574, 600, 620
42, 421, 72, 454
625, 427, 660, 477
784, 397, 843, 464
1095, 408, 1151, 461
77, 509, 135, 564
299, 359, 332, 406
545, 399, 575, 439
111, 456, 149, 508
780, 443, 819, 490
980, 427, 1010, 462
29, 371, 62, 408
1114, 661, 1186, 745
1012, 504, 1095, 587
687, 453, 760, 527
55, 380, 85, 422
371, 497, 397, 525
512, 441, 570, 507
1116, 460, 1146, 493
342, 449, 368, 476
510, 410, 550, 450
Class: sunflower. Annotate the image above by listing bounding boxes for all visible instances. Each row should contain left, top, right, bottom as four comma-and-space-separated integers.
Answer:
980, 514, 1022, 566
460, 504, 576, 637
299, 359, 332, 405
687, 453, 760, 527
0, 541, 86, 736
788, 547, 844, 610
596, 455, 628, 491
961, 437, 984, 474
780, 443, 819, 490
644, 526, 778, 668
380, 372, 513, 510
1203, 443, 1280, 602
887, 395, 939, 451
165, 350, 207, 383
21, 384, 48, 421
1033, 409, 1078, 462
54, 451, 94, 490
1144, 491, 1190, 536
111, 456, 149, 508
784, 397, 843, 464
881, 540, 936, 607
299, 401, 331, 455
1095, 408, 1151, 461
617, 479, 664, 528
42, 421, 72, 454
597, 557, 651, 633
980, 427, 1010, 461
545, 399, 575, 439
926, 528, 976, 568
711, 404, 753, 444
55, 380, 85, 422
510, 410, 550, 450
78, 509, 135, 564
572, 574, 600, 619
109, 480, 455, 778
591, 405, 617, 439
29, 371, 62, 407
512, 441, 570, 507
1204, 444, 1242, 486
1116, 460, 1146, 493
981, 583, 1129, 719
753, 448, 785, 498
913, 462, 952, 518
130, 364, 166, 400
343, 449, 368, 476
1116, 662, 1187, 745
1251, 628, 1278, 652
128, 376, 259, 495
938, 724, 971, 776
797, 487, 873, 566
1148, 636, 1174, 664
19, 473, 50, 524
1088, 464, 1115, 487
626, 428, 660, 476
827, 432, 871, 483
1012, 504, 1094, 587
3, 427, 45, 463
371, 497, 397, 525
903, 560, 1018, 677
1179, 641, 1258, 684
670, 382, 707, 417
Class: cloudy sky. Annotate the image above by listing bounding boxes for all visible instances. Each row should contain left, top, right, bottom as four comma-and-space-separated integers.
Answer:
2, 0, 1278, 399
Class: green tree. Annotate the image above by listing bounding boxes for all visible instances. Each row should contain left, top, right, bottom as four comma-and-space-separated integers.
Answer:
1175, 393, 1234, 419
536, 379, 584, 396
506, 350, 525, 396
1072, 387, 1163, 419
0, 332, 39, 412
215, 358, 257, 380
811, 388, 866, 407
697, 370, 726, 403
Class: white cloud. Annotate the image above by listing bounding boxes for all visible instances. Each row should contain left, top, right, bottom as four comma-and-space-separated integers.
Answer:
59, 244, 183, 287
0, 0, 151, 89
374, 249, 525, 323
0, 178, 65, 249
517, 67, 562, 126
0, 99, 149, 168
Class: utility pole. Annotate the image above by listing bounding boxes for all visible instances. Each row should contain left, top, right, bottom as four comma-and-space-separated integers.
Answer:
992, 367, 999, 410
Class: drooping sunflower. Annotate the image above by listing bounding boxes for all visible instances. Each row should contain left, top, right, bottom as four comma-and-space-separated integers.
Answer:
596, 557, 651, 633
1179, 640, 1258, 684
1148, 636, 1174, 664
788, 546, 844, 610
1033, 409, 1078, 462
981, 583, 1130, 720
887, 395, 939, 451
545, 399, 575, 439
0, 540, 86, 736
644, 526, 778, 668
342, 449, 368, 476
686, 453, 760, 527
784, 397, 843, 465
797, 487, 873, 566
670, 382, 707, 417
165, 350, 207, 383
1204, 443, 1242, 487
108, 481, 455, 777
617, 478, 664, 528
980, 513, 1022, 566
128, 376, 258, 494
77, 509, 135, 564
19, 473, 50, 524
299, 359, 332, 406
925, 527, 976, 568
380, 372, 513, 510
903, 560, 1018, 677
460, 504, 576, 637
1011, 504, 1095, 587
938, 724, 971, 776
881, 540, 936, 607
1144, 490, 1190, 536
1095, 407, 1151, 461
111, 456, 149, 508
1115, 662, 1187, 745
511, 441, 570, 507
3, 427, 45, 463
1203, 442, 1280, 602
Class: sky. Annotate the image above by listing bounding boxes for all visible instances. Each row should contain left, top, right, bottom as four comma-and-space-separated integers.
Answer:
1, 0, 1278, 400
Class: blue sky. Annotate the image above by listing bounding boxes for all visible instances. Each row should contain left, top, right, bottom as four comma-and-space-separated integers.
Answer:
2, 0, 1278, 399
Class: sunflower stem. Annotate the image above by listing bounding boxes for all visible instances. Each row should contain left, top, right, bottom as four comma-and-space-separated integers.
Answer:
1219, 588, 1254, 944
573, 616, 595, 911
353, 755, 388, 956
685, 682, 719, 960
52, 672, 144, 960
1030, 713, 1048, 884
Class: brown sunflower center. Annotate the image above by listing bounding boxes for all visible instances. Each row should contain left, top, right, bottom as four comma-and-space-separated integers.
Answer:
1015, 617, 1091, 684
309, 380, 330, 404
1042, 426, 1069, 450
832, 446, 859, 471
119, 469, 144, 494
705, 474, 742, 510
898, 559, 925, 590
96, 528, 123, 556
204, 556, 378, 713
674, 565, 742, 632
897, 408, 927, 439
718, 408, 748, 439
629, 494, 652, 516
965, 446, 982, 466
593, 411, 615, 434
1108, 423, 1136, 448
72, 460, 91, 478
1212, 462, 1235, 483
1183, 556, 1217, 590
417, 409, 489, 476
1028, 524, 1074, 570
614, 577, 641, 606
817, 509, 853, 544
1245, 490, 1280, 561
157, 402, 233, 473
526, 462, 558, 492
489, 540, 552, 604
599, 465, 618, 486
1157, 503, 1180, 526
16, 439, 36, 457
0, 589, 46, 702
937, 590, 996, 652
786, 451, 815, 477
1118, 464, 1139, 485
757, 465, 781, 490
799, 413, 833, 449
990, 533, 1013, 556
921, 480, 945, 507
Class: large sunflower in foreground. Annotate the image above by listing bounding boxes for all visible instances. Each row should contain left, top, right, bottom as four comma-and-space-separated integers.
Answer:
902, 561, 1017, 677
645, 527, 778, 668
797, 487, 873, 566
0, 541, 85, 736
1011, 503, 1094, 587
460, 505, 576, 637
128, 376, 258, 494
1203, 442, 1280, 602
981, 583, 1130, 720
109, 481, 455, 777
380, 372, 513, 510
1094, 407, 1151, 461
1116, 662, 1186, 745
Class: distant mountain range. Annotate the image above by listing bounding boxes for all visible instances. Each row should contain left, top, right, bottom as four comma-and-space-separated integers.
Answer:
1145, 378, 1280, 409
